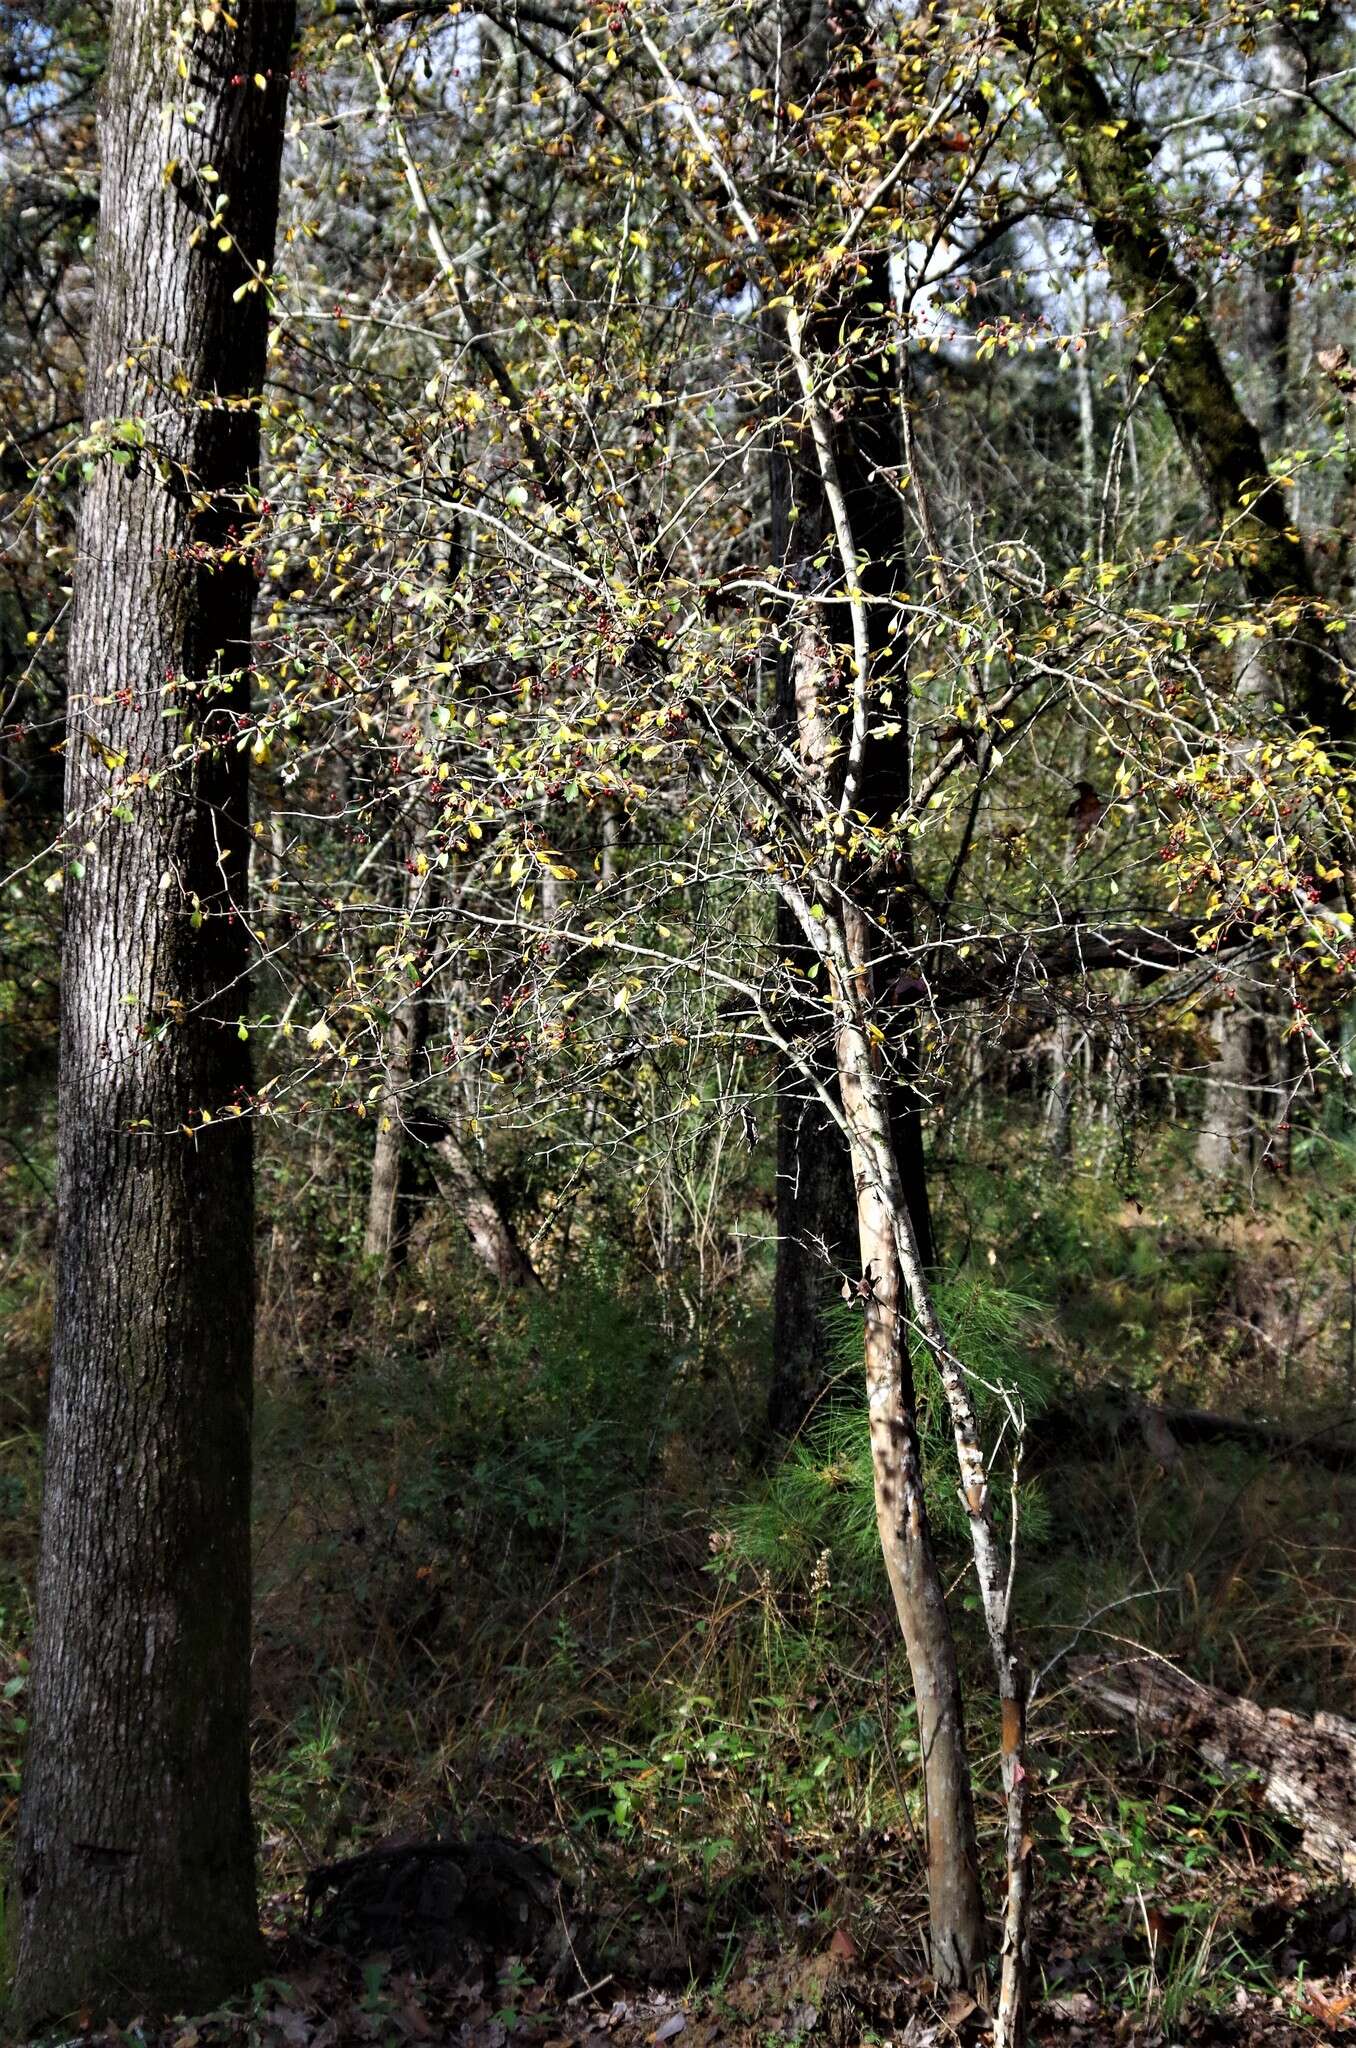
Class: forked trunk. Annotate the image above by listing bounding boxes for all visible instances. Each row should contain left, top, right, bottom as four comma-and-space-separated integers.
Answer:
853, 1163, 987, 1987
830, 941, 1031, 2030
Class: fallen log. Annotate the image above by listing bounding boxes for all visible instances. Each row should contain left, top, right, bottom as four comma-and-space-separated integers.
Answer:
1074, 1655, 1356, 1880
1147, 1402, 1356, 1473
1042, 1390, 1356, 1473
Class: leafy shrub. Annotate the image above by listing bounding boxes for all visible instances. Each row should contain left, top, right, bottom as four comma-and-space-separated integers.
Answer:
437, 1245, 690, 1558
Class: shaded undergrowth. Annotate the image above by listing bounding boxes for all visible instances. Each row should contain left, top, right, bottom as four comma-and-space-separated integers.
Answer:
3, 1109, 1356, 2034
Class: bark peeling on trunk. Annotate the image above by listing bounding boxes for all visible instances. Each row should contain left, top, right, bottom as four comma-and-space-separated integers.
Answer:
10, 0, 293, 2025
745, 7, 988, 1969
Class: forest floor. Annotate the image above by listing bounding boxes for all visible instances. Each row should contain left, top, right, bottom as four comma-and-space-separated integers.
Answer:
28, 1850, 1355, 2048
4, 1108, 1356, 2044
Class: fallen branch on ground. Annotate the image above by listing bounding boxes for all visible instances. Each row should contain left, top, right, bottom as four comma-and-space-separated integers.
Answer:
1074, 1654, 1356, 1879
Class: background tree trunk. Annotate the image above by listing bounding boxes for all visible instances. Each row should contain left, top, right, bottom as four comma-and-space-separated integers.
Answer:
10, 0, 293, 2025
426, 1122, 541, 1288
365, 846, 432, 1274
1195, 17, 1324, 1175
1196, 984, 1261, 1177
768, 1040, 857, 1440
364, 986, 426, 1270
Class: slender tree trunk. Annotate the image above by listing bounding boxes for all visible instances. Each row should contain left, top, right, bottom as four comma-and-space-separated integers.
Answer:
1195, 18, 1320, 1175
426, 1122, 540, 1287
652, 2, 997, 2000
846, 1076, 987, 1991
10, 2, 293, 2026
760, 63, 987, 1960
365, 851, 431, 1273
771, 516, 991, 1981
824, 907, 1028, 2027
364, 977, 427, 1271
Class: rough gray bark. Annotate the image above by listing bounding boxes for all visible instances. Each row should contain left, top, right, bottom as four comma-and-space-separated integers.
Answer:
1196, 991, 1258, 1177
10, 0, 293, 2026
1075, 1656, 1356, 1880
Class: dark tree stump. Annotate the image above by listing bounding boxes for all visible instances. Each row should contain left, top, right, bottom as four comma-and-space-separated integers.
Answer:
304, 1835, 568, 1975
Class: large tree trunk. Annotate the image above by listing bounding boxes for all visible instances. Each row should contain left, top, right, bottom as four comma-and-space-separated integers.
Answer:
1075, 1656, 1356, 1881
766, 262, 936, 1434
10, 1, 293, 2026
